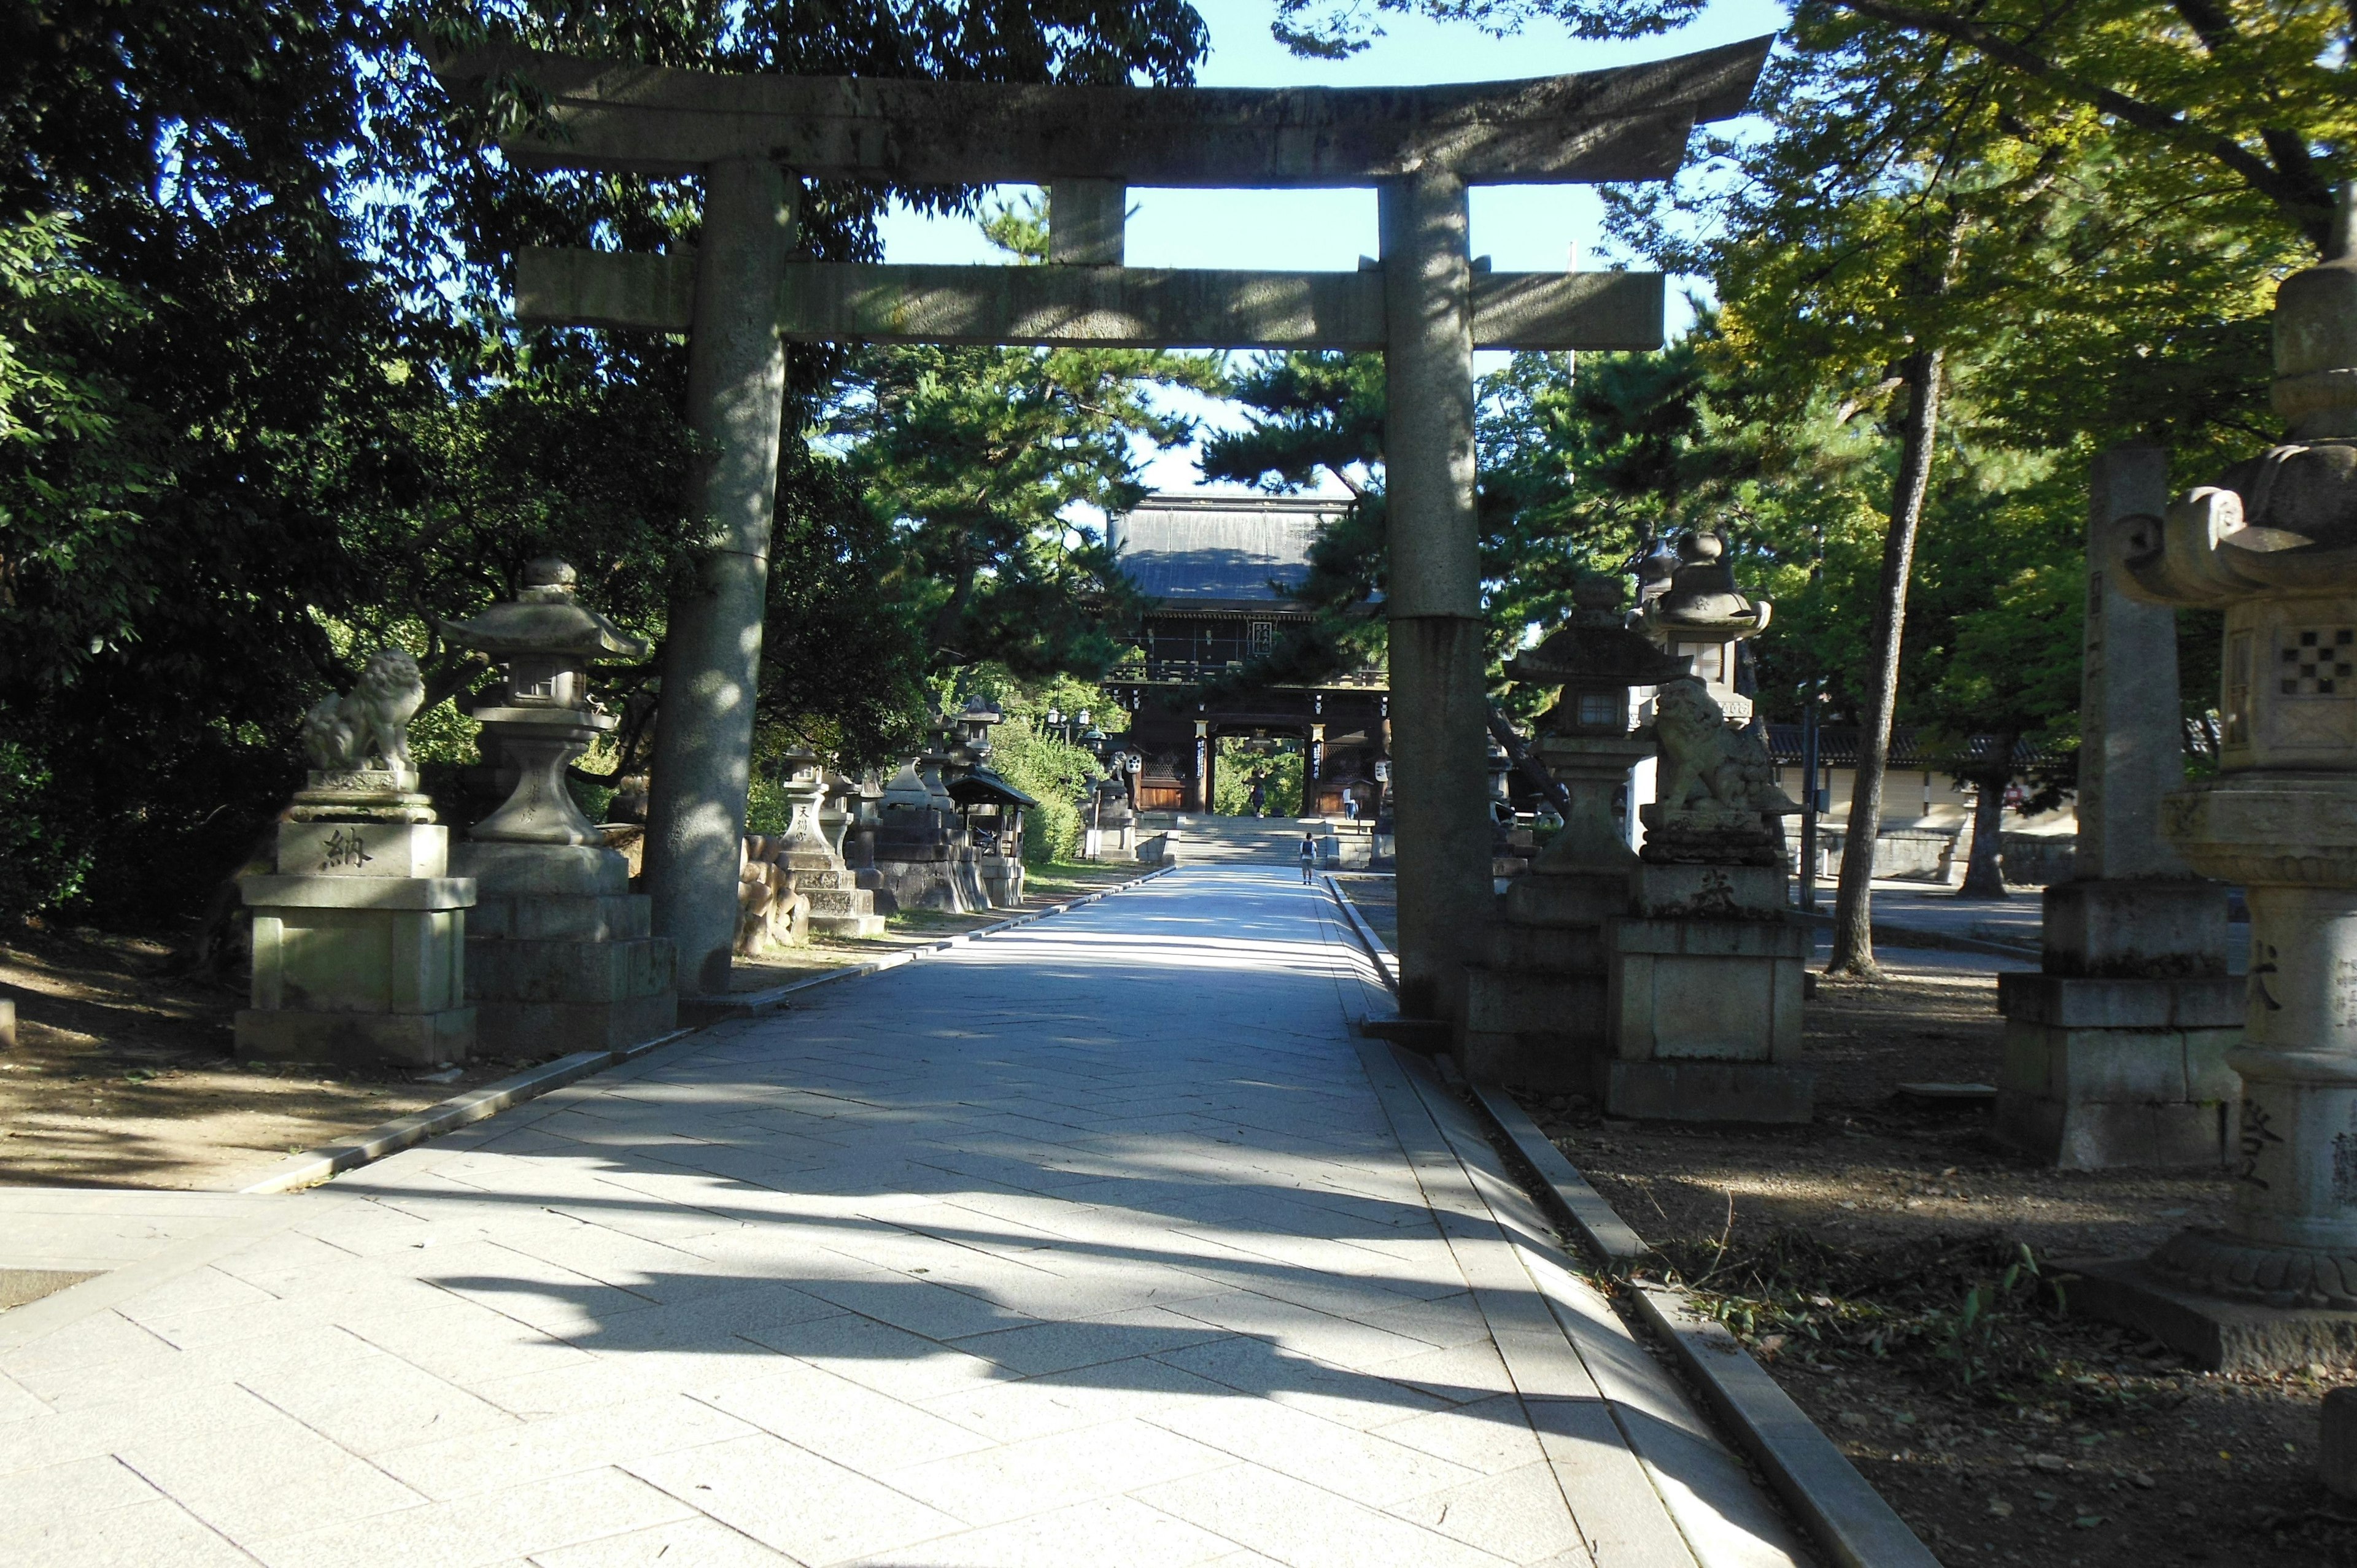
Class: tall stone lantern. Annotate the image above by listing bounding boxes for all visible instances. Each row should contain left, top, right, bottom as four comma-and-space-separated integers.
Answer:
438, 559, 676, 1049
1462, 578, 1692, 1086
2091, 191, 2357, 1353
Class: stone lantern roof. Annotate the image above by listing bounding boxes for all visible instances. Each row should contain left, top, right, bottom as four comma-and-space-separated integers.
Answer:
1638, 530, 1771, 641
1506, 578, 1690, 736
438, 558, 648, 661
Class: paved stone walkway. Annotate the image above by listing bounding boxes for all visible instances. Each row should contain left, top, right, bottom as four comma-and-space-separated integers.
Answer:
0, 868, 1802, 1568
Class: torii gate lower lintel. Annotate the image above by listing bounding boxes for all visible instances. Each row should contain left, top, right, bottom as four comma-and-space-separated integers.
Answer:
433, 39, 1770, 1013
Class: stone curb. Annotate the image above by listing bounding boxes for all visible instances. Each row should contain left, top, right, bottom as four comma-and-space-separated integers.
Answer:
1466, 1082, 1940, 1568
1322, 873, 1399, 993
1467, 1081, 1650, 1268
231, 865, 1178, 1194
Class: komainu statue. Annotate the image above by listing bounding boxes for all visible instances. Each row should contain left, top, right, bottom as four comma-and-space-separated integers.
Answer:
301, 649, 425, 773
1641, 676, 1798, 864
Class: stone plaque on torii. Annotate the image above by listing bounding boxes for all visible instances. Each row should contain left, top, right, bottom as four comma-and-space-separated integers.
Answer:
431, 39, 1769, 1011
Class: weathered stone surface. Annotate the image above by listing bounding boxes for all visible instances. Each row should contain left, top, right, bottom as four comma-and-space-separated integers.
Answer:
1604, 916, 1806, 1067
457, 840, 675, 1051
2037, 878, 2231, 977
2076, 446, 2193, 879
454, 841, 630, 897
233, 1004, 474, 1067
2064, 1255, 2357, 1371
1997, 972, 2244, 1030
275, 821, 448, 879
438, 37, 1771, 186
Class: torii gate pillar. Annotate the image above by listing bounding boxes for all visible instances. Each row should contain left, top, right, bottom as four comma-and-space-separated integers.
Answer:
1381, 170, 1490, 1021
643, 160, 795, 994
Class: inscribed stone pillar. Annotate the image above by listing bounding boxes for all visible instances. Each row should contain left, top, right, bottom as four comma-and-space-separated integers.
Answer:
1995, 445, 2239, 1168
643, 160, 796, 997
1381, 169, 1493, 1023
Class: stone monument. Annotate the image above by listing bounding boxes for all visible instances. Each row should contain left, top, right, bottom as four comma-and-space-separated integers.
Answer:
439, 560, 676, 1048
1995, 447, 2241, 1167
873, 744, 967, 913
773, 746, 886, 938
2073, 189, 2357, 1364
1463, 579, 1690, 1087
237, 649, 477, 1065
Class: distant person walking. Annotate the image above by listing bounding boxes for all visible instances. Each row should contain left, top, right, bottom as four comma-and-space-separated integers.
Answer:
1344, 794, 1359, 822
1299, 832, 1317, 884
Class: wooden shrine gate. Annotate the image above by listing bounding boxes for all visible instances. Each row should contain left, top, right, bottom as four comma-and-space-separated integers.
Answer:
432, 38, 1770, 1016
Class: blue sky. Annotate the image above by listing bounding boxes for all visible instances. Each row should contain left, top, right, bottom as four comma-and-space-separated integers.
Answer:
870, 0, 1786, 493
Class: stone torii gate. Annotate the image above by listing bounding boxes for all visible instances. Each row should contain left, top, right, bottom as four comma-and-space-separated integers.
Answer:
432, 39, 1770, 1014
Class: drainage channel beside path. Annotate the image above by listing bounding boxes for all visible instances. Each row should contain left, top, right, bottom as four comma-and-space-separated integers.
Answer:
1, 867, 1802, 1568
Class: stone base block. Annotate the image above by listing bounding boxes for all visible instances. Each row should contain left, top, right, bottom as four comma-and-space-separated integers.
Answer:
2041, 878, 2230, 977
466, 935, 673, 1006
278, 820, 448, 879
452, 841, 630, 897
1483, 921, 1606, 975
1503, 868, 1628, 927
1994, 975, 2241, 1167
887, 869, 971, 912
1465, 967, 1606, 1042
1460, 1026, 1590, 1091
1627, 862, 1789, 919
1604, 916, 1808, 1067
473, 992, 676, 1059
1600, 1060, 1816, 1123
806, 882, 886, 935
2064, 1255, 2357, 1372
470, 893, 650, 941
236, 1005, 474, 1068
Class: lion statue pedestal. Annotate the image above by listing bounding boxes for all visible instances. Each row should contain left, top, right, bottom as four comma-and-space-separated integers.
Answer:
236, 649, 478, 1068
1596, 677, 1813, 1122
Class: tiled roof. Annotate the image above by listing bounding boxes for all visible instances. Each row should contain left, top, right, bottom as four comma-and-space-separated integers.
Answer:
1109, 493, 1345, 603
1763, 724, 2062, 770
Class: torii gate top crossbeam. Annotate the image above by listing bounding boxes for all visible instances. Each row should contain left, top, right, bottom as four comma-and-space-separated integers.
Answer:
433, 37, 1771, 186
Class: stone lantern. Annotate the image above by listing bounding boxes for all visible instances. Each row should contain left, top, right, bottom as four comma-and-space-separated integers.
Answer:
436, 559, 676, 1052
442, 560, 644, 845
1463, 579, 1690, 1085
1466, 569, 1811, 1121
1639, 529, 1771, 722
772, 746, 885, 938
2081, 191, 2357, 1355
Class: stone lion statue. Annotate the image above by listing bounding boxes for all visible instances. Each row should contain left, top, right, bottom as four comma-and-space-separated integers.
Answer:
302, 648, 425, 771
1652, 677, 1797, 816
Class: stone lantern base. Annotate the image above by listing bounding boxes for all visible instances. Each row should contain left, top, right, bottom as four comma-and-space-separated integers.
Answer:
800, 869, 888, 938
454, 842, 676, 1057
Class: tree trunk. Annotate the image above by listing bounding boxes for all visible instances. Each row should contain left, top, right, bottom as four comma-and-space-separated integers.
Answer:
1826, 346, 1946, 977
1957, 747, 2013, 898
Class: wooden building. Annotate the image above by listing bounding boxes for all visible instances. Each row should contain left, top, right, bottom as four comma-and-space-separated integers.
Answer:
1103, 493, 1388, 816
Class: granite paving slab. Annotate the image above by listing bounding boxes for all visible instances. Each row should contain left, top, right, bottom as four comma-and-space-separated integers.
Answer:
0, 867, 1804, 1567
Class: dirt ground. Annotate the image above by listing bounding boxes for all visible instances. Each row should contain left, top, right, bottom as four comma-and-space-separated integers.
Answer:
1, 863, 1148, 1192
1506, 957, 2356, 1568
